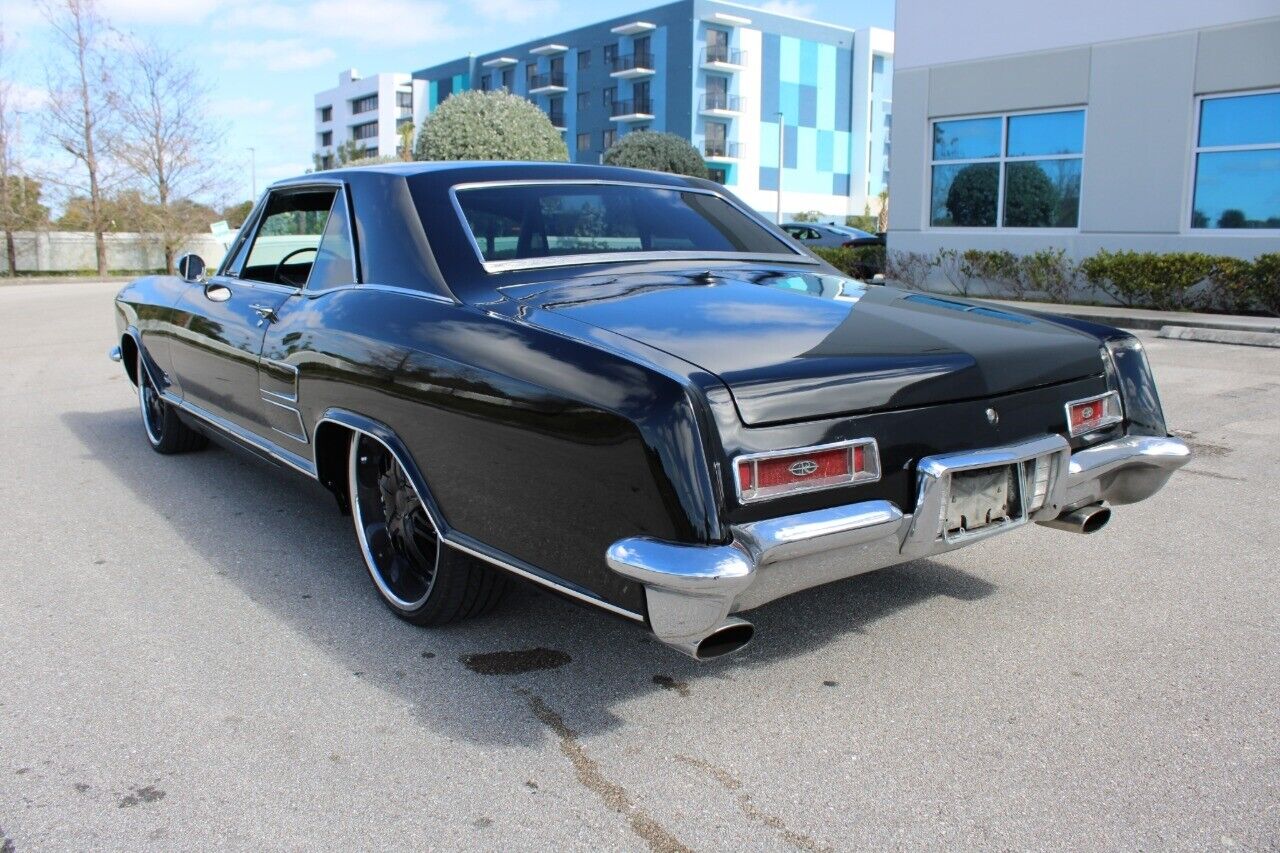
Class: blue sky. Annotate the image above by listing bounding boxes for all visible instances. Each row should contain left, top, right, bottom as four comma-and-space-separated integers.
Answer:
0, 0, 893, 207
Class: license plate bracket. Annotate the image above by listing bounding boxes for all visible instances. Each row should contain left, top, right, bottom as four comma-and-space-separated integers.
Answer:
945, 464, 1022, 539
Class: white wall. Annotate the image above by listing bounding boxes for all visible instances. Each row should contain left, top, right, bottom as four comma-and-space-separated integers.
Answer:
0, 232, 231, 274
894, 0, 1280, 69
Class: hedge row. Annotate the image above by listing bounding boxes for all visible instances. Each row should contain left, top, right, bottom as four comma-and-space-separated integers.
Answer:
811, 245, 1279, 316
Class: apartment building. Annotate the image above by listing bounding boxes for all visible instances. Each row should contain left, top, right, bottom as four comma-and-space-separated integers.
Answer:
311, 0, 893, 219
313, 69, 428, 168
889, 1, 1280, 261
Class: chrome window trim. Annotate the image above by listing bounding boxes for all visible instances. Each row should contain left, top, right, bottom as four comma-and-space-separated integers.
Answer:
447, 178, 813, 274
232, 178, 356, 289
732, 438, 881, 505
1064, 390, 1123, 438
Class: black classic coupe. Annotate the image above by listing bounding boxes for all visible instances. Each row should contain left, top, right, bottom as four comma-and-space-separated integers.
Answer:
111, 162, 1189, 659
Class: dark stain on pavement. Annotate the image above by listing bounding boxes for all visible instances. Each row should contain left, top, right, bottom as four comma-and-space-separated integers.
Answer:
528, 695, 690, 853
118, 785, 165, 808
461, 648, 570, 675
652, 675, 690, 696
1, 825, 14, 853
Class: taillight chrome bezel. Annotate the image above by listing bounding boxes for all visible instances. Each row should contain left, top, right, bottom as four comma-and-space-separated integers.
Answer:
733, 438, 881, 505
1064, 390, 1123, 438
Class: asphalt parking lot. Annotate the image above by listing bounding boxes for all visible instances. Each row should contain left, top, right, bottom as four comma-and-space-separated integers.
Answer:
1, 280, 1277, 851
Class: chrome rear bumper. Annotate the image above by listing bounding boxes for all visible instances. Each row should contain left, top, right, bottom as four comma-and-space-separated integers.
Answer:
607, 433, 1190, 658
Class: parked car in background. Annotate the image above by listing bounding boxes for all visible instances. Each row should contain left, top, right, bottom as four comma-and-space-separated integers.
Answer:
110, 162, 1190, 661
782, 221, 883, 248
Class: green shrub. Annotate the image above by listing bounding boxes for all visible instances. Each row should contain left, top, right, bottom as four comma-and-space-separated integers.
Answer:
812, 245, 885, 280
936, 247, 977, 295
1018, 248, 1080, 303
959, 249, 1021, 296
885, 250, 935, 291
1211, 253, 1280, 316
844, 214, 878, 233
413, 90, 568, 162
601, 131, 709, 178
1079, 250, 1216, 310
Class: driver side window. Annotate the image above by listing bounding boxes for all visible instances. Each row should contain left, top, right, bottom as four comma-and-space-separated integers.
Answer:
240, 188, 339, 288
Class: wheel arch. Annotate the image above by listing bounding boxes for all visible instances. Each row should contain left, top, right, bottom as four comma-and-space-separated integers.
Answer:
313, 408, 448, 532
119, 330, 140, 386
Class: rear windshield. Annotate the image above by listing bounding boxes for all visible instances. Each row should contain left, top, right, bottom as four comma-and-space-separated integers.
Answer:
454, 182, 796, 266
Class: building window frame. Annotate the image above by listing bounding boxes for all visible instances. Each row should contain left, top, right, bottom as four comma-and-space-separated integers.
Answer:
926, 106, 1087, 232
1186, 87, 1280, 235
351, 94, 378, 114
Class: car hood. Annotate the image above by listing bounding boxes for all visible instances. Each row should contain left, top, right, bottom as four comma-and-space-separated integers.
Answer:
522, 269, 1105, 426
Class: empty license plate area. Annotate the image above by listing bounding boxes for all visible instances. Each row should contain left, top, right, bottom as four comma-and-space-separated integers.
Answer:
945, 464, 1023, 539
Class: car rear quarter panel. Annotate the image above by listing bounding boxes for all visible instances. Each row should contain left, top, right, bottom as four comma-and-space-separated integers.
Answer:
264, 286, 720, 614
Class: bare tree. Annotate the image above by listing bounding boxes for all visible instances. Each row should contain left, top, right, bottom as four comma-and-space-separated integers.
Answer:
113, 39, 224, 272
42, 0, 115, 276
0, 26, 19, 274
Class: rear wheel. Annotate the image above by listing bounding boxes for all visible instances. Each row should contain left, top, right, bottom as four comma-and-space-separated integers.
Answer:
347, 433, 508, 625
137, 349, 207, 454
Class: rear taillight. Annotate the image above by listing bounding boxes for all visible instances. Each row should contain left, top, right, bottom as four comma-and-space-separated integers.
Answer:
735, 439, 879, 504
1065, 391, 1123, 437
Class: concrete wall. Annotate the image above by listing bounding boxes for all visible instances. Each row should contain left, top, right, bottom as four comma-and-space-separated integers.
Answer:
0, 232, 231, 274
888, 13, 1280, 281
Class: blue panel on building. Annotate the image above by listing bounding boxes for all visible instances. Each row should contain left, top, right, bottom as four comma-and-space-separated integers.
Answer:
784, 124, 798, 169
761, 32, 780, 119
800, 39, 818, 86
835, 48, 852, 129
799, 84, 817, 128
760, 166, 779, 192
817, 130, 834, 172
833, 173, 850, 196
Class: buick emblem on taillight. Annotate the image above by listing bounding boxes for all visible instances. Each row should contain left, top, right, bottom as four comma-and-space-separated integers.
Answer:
788, 459, 819, 476
986, 407, 999, 425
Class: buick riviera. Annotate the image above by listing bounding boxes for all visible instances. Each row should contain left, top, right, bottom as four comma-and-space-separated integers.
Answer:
110, 162, 1190, 659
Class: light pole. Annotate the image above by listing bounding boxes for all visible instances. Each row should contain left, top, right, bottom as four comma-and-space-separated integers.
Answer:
775, 112, 784, 225
248, 147, 257, 200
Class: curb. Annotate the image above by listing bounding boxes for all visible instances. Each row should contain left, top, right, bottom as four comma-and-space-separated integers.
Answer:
1157, 325, 1280, 349
977, 298, 1280, 335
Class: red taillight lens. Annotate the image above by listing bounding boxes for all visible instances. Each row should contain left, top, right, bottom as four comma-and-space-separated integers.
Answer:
1066, 391, 1122, 437
735, 439, 879, 503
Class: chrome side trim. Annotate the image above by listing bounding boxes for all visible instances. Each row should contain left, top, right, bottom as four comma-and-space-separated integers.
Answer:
261, 394, 309, 444
447, 178, 813, 275
162, 391, 316, 478
315, 413, 645, 623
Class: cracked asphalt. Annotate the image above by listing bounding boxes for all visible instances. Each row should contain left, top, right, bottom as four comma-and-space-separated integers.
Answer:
1, 280, 1277, 851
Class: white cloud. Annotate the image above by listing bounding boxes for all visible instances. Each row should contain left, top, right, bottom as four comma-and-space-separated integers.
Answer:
209, 96, 279, 119
217, 0, 460, 46
757, 0, 818, 19
97, 0, 221, 23
469, 0, 560, 24
6, 81, 47, 112
217, 39, 336, 71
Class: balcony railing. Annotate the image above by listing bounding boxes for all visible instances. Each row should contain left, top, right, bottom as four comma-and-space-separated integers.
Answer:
704, 140, 740, 159
609, 52, 655, 74
610, 97, 653, 118
701, 93, 742, 113
529, 72, 566, 90
702, 46, 745, 66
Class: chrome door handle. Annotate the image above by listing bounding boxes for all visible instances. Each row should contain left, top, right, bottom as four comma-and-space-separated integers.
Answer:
250, 303, 277, 323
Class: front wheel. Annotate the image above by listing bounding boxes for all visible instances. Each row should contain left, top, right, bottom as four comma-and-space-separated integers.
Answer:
137, 349, 207, 454
347, 433, 508, 625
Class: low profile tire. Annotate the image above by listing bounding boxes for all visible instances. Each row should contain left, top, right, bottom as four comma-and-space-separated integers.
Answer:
347, 433, 509, 626
137, 349, 207, 454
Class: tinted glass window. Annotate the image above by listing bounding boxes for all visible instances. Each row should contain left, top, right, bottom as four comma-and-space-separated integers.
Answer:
455, 184, 794, 264
1006, 110, 1084, 156
241, 189, 336, 286
931, 163, 998, 227
1003, 159, 1082, 227
932, 117, 1000, 160
1199, 91, 1280, 147
307, 192, 356, 291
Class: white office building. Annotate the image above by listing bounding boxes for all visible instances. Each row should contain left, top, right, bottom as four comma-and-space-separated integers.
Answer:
888, 1, 1280, 261
313, 70, 428, 168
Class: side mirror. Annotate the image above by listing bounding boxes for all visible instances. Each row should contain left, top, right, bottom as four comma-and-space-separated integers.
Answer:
176, 253, 206, 283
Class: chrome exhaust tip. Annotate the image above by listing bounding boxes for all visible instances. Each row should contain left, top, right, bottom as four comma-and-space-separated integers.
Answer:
1038, 502, 1112, 534
691, 618, 754, 660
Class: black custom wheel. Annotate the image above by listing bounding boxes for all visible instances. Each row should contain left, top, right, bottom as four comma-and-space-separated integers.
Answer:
137, 349, 207, 454
348, 433, 508, 625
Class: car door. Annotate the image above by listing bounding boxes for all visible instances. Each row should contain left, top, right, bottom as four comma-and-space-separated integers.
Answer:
167, 185, 340, 437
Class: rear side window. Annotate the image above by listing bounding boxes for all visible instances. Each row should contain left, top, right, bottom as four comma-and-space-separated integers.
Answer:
454, 183, 795, 267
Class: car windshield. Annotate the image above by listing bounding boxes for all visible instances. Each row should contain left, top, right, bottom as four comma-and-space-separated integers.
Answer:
454, 182, 798, 269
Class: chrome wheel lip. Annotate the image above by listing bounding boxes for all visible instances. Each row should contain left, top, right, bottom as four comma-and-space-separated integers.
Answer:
137, 351, 164, 447
349, 434, 440, 610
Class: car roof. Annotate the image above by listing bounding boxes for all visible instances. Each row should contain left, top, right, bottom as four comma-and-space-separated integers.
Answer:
269, 160, 703, 189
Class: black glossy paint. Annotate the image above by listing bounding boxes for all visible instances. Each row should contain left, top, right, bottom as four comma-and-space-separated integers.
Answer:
113, 162, 1169, 620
